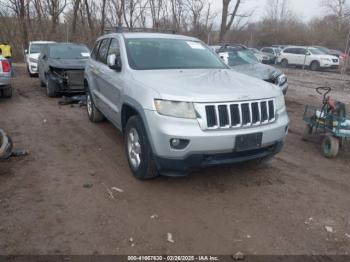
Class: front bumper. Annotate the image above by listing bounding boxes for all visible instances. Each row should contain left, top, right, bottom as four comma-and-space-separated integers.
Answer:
28, 62, 38, 73
280, 82, 288, 95
49, 72, 85, 93
144, 108, 289, 174
319, 61, 339, 69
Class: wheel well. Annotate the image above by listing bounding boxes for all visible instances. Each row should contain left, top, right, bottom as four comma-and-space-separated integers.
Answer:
122, 104, 139, 133
311, 60, 319, 65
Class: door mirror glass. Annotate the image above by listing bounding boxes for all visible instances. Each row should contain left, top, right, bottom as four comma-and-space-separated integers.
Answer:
107, 54, 122, 71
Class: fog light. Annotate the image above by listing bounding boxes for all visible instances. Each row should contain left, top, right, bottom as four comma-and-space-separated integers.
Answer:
170, 138, 190, 150
171, 138, 180, 147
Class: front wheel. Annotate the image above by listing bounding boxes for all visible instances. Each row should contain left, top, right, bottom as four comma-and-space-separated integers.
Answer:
281, 59, 288, 68
302, 124, 313, 141
322, 135, 339, 158
310, 61, 320, 71
46, 76, 57, 97
125, 115, 159, 180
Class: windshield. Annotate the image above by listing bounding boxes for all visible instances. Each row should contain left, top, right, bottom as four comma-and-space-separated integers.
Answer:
30, 44, 46, 54
49, 45, 90, 59
226, 49, 259, 66
125, 38, 226, 70
309, 48, 326, 55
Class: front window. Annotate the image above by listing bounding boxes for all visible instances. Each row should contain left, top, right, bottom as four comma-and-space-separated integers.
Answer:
49, 45, 90, 59
226, 49, 259, 66
125, 38, 226, 70
30, 44, 46, 54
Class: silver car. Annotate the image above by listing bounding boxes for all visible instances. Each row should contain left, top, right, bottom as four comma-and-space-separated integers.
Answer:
84, 32, 289, 179
0, 57, 12, 98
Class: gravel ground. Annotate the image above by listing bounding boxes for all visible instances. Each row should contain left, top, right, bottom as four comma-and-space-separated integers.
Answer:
0, 64, 349, 255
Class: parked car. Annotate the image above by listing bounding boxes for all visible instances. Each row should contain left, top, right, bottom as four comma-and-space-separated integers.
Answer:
248, 48, 272, 63
314, 46, 349, 64
209, 45, 222, 52
0, 57, 12, 98
260, 47, 281, 64
218, 45, 288, 94
38, 43, 90, 97
277, 46, 339, 71
84, 32, 289, 179
25, 41, 55, 77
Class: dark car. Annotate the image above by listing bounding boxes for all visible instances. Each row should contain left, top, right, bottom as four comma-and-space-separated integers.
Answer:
38, 43, 90, 97
218, 45, 288, 94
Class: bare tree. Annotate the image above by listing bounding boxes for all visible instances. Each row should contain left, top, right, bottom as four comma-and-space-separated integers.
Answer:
321, 0, 349, 31
219, 0, 243, 42
46, 0, 67, 36
71, 0, 81, 35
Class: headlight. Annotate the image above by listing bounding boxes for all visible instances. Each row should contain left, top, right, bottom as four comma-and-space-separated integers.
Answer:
277, 74, 287, 86
29, 57, 38, 63
275, 95, 285, 110
321, 58, 331, 62
154, 100, 197, 119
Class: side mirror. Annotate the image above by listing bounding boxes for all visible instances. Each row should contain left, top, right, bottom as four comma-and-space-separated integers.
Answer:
305, 52, 311, 56
107, 54, 122, 72
24, 49, 28, 54
42, 54, 47, 60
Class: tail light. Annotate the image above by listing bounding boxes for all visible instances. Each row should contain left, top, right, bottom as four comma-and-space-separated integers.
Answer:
1, 60, 10, 73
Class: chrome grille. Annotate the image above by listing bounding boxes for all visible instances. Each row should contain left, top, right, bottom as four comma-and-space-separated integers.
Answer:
196, 99, 276, 130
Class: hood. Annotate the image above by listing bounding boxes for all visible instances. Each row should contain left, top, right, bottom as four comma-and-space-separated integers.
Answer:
231, 63, 282, 81
48, 58, 88, 70
131, 69, 282, 103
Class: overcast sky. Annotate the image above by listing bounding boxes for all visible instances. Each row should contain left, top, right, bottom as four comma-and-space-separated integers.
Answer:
210, 0, 325, 22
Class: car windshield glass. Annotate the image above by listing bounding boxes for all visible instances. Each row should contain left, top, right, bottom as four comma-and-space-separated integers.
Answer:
309, 48, 325, 55
30, 44, 46, 54
49, 45, 90, 59
125, 38, 226, 70
226, 49, 259, 66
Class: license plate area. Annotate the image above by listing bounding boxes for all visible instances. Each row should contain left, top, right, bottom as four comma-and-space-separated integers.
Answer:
235, 133, 262, 152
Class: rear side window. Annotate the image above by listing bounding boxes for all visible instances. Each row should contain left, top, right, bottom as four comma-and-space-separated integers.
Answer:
91, 41, 101, 60
97, 38, 111, 64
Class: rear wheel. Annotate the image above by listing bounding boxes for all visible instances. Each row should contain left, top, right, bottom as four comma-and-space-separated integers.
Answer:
281, 59, 288, 68
322, 135, 339, 158
2, 86, 12, 98
310, 61, 320, 71
86, 89, 104, 122
125, 115, 159, 180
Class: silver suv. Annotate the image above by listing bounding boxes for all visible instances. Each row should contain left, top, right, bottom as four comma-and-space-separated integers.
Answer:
84, 32, 289, 179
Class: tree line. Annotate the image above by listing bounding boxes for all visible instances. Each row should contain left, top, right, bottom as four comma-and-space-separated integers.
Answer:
0, 0, 349, 60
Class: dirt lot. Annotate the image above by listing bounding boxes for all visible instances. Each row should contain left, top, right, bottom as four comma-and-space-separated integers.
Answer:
0, 64, 350, 255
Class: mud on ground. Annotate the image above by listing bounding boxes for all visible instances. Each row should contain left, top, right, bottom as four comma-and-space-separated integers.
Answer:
0, 65, 349, 255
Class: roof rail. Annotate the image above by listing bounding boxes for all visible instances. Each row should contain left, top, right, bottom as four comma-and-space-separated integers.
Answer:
104, 26, 177, 35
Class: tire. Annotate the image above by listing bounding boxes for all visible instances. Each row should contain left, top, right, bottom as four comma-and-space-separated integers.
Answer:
124, 115, 159, 180
86, 89, 104, 122
302, 124, 313, 141
46, 75, 57, 97
2, 86, 12, 98
322, 135, 339, 158
281, 59, 288, 68
0, 130, 13, 160
310, 61, 320, 71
